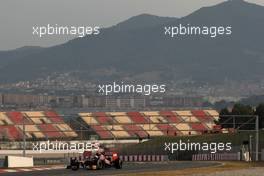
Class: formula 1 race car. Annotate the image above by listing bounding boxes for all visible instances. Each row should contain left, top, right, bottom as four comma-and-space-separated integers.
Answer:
68, 151, 123, 171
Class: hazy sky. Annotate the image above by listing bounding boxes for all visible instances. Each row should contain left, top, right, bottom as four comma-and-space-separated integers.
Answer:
0, 0, 263, 51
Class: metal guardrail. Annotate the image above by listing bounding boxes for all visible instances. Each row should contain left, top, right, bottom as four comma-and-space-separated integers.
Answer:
34, 158, 66, 165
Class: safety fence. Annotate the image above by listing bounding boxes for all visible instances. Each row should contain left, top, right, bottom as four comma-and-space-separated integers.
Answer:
192, 152, 240, 161
119, 155, 168, 162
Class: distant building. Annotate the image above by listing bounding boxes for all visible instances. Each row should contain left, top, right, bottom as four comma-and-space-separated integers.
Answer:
106, 96, 145, 108
147, 96, 204, 107
1, 93, 56, 107
78, 95, 146, 108
164, 96, 204, 107
79, 96, 105, 107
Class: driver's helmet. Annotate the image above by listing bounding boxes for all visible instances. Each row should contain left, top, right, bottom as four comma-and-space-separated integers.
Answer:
98, 148, 104, 154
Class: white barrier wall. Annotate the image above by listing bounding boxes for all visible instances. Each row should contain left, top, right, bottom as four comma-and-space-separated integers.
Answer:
7, 156, 33, 168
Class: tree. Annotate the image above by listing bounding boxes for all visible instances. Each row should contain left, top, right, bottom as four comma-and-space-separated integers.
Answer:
218, 103, 255, 129
231, 103, 254, 115
218, 108, 231, 128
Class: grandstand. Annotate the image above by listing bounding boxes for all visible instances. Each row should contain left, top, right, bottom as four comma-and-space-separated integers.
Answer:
0, 110, 219, 141
78, 110, 219, 139
0, 111, 77, 141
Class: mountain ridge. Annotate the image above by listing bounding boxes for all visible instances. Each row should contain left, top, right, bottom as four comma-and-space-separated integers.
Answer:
0, 0, 263, 83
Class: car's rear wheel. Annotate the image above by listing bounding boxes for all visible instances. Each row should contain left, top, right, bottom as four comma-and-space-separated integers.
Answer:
114, 159, 122, 169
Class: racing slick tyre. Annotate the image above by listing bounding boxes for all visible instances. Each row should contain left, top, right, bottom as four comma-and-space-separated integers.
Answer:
114, 159, 123, 169
97, 159, 103, 170
71, 162, 80, 171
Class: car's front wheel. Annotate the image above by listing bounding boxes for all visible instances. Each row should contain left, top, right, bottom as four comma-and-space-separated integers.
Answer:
71, 162, 79, 171
97, 159, 103, 170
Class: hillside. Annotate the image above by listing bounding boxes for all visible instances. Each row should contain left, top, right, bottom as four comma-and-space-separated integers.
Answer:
0, 0, 263, 83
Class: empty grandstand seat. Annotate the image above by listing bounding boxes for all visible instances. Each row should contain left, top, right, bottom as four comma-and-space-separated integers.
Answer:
191, 110, 213, 121
181, 116, 200, 123
91, 125, 113, 139
18, 125, 45, 139
204, 122, 215, 130
93, 112, 114, 124
31, 118, 46, 124
174, 111, 192, 116
156, 124, 178, 136
79, 113, 93, 116
0, 112, 13, 125
204, 110, 219, 121
159, 111, 182, 123
204, 110, 219, 116
190, 123, 208, 134
113, 116, 132, 124
142, 111, 159, 116
81, 116, 98, 125
107, 112, 127, 116
127, 112, 148, 123
55, 124, 77, 137
24, 111, 51, 124
38, 124, 63, 138
79, 113, 98, 125
173, 123, 197, 135
141, 124, 164, 137
148, 116, 167, 123
45, 111, 64, 123
0, 126, 22, 140
105, 125, 131, 138
6, 112, 25, 124
142, 112, 167, 123
123, 125, 148, 138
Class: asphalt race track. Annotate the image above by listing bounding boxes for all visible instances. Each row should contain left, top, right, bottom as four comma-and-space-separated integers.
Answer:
1, 161, 220, 176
